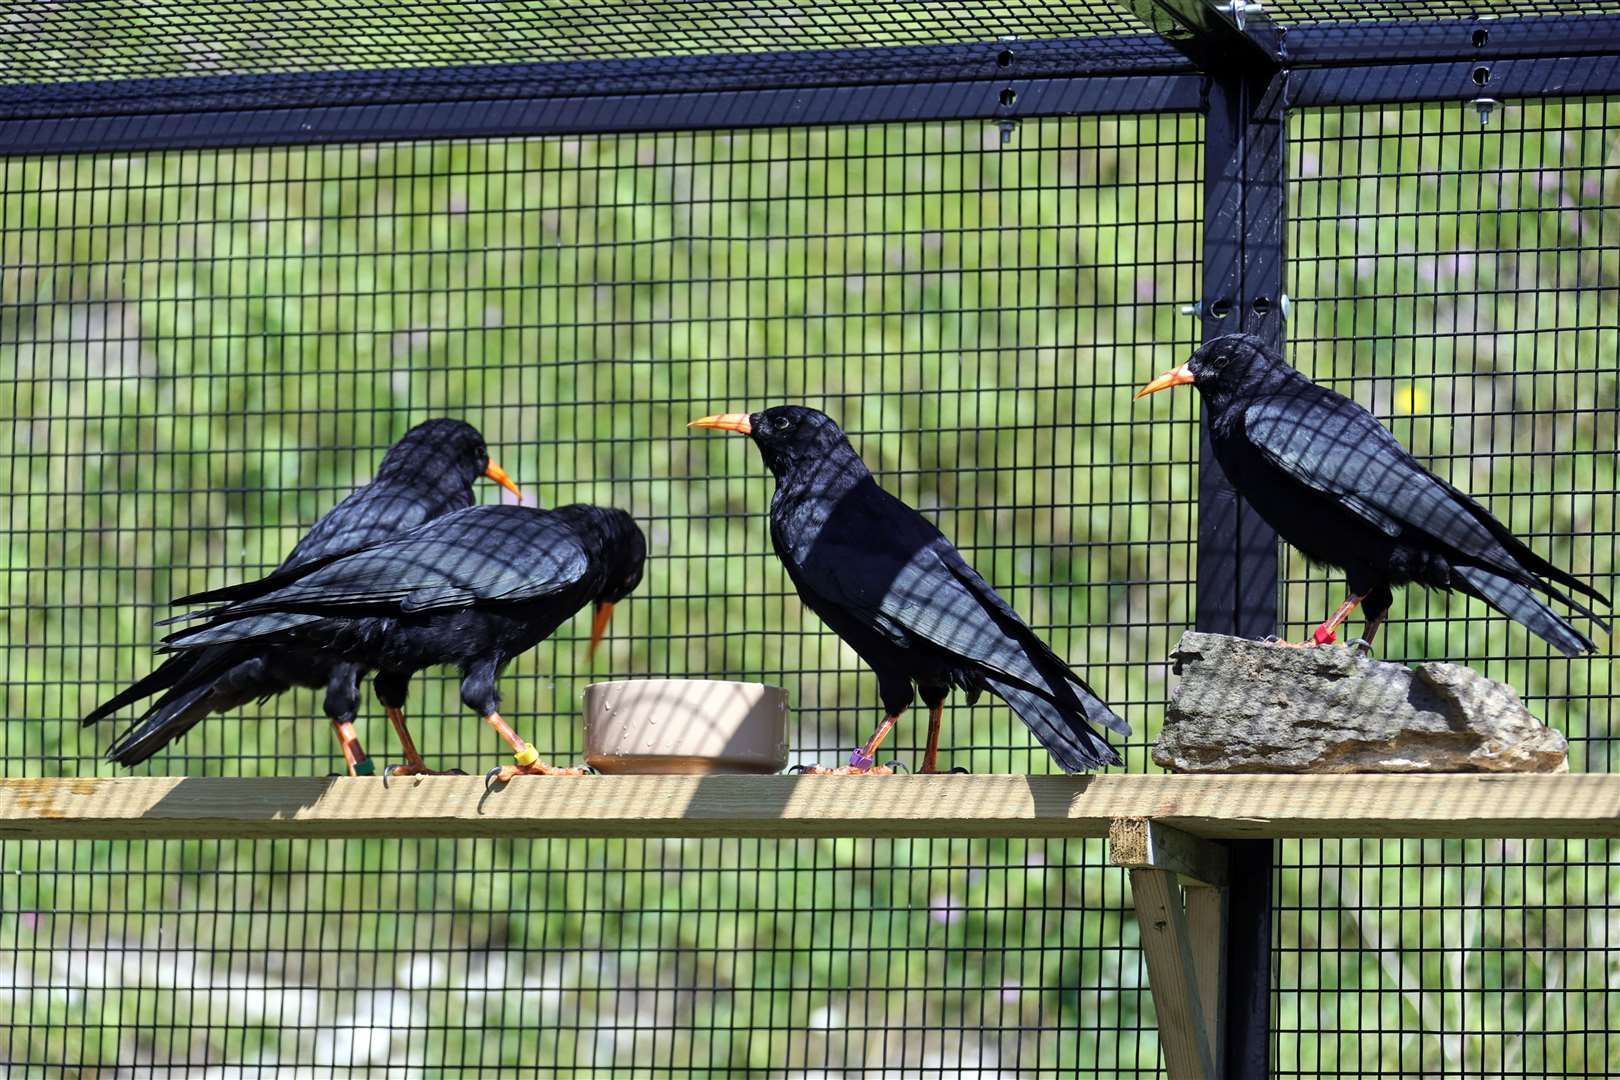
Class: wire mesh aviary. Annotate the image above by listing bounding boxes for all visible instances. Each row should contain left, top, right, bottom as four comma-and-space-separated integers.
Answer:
1, 2, 1616, 1076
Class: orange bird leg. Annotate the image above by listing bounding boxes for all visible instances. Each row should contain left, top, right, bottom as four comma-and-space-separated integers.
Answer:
919, 702, 946, 774
848, 714, 898, 770
1311, 591, 1367, 645
484, 711, 587, 782
797, 714, 899, 775
331, 720, 374, 777
1267, 591, 1368, 648
383, 706, 464, 777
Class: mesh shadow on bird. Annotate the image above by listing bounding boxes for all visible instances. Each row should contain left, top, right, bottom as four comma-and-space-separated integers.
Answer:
1138, 333, 1610, 656
693, 406, 1128, 773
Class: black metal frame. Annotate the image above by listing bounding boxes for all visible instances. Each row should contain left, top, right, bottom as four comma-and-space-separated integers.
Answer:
6, 14, 1620, 156
0, 73, 1204, 155
1195, 66, 1285, 1080
4, 7, 1619, 1078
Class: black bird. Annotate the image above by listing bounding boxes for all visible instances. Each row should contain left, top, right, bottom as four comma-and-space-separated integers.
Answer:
85, 419, 524, 774
1136, 333, 1609, 653
690, 406, 1127, 773
157, 503, 646, 778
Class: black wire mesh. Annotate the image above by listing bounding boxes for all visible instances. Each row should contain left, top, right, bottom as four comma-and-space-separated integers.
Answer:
1, 115, 1197, 1072
2, 116, 1202, 781
1275, 838, 1618, 1077
2, 837, 1151, 1075
1, 1, 1148, 84
1280, 97, 1619, 1075
2, 12, 1618, 1077
1286, 97, 1618, 772
1264, 1, 1620, 24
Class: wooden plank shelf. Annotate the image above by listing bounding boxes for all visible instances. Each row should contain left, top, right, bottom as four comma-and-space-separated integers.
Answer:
1, 773, 1614, 841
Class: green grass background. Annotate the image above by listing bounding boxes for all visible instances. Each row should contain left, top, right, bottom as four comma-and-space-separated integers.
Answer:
1, 99, 1615, 1075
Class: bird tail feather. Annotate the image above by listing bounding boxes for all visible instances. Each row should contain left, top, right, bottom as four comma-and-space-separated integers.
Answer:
1451, 563, 1596, 656
1063, 673, 1132, 737
83, 652, 199, 726
103, 648, 295, 766
1438, 476, 1611, 609
163, 612, 326, 651
171, 546, 359, 607
980, 674, 1123, 772
106, 681, 224, 766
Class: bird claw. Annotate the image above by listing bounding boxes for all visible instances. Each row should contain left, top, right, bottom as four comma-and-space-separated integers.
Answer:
1347, 637, 1375, 656
882, 760, 909, 774
483, 761, 591, 790
383, 763, 467, 787
792, 762, 896, 776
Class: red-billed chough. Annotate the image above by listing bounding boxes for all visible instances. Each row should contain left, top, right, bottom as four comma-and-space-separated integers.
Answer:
690, 406, 1127, 773
84, 418, 523, 774
157, 503, 645, 778
1136, 333, 1609, 653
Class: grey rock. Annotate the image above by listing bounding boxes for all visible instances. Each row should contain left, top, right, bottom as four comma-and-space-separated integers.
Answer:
1153, 631, 1568, 774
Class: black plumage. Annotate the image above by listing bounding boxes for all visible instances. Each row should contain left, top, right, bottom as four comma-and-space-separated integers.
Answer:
691, 406, 1127, 773
1137, 333, 1609, 653
85, 418, 523, 772
158, 503, 646, 777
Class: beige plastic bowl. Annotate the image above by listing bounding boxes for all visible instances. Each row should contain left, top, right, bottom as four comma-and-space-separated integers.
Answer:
583, 679, 789, 775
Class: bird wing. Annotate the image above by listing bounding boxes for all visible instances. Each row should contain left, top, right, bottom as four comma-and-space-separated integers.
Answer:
279, 481, 444, 571
1243, 389, 1531, 575
172, 483, 465, 610
1245, 389, 1608, 619
177, 506, 589, 624
791, 482, 1094, 704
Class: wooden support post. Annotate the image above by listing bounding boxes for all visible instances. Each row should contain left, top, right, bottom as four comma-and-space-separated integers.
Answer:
1111, 818, 1231, 1080
1184, 882, 1228, 1070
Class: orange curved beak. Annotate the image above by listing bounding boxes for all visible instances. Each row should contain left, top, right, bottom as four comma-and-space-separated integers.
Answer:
483, 461, 523, 499
688, 412, 753, 435
1134, 362, 1196, 400
587, 602, 615, 661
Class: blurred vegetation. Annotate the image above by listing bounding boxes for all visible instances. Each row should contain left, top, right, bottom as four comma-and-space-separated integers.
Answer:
1, 100, 1615, 1074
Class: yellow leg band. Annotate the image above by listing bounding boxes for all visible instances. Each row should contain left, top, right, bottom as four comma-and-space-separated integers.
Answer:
512, 744, 540, 768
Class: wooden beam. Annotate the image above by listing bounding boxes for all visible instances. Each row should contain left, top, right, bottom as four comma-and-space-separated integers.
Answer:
1109, 818, 1230, 886
1112, 818, 1231, 1075
1131, 867, 1218, 1079
0, 774, 1614, 841
1184, 884, 1228, 1071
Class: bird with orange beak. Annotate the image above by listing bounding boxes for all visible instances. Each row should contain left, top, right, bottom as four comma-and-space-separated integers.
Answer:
691, 406, 1127, 773
1136, 333, 1608, 653
157, 503, 645, 780
87, 418, 525, 774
